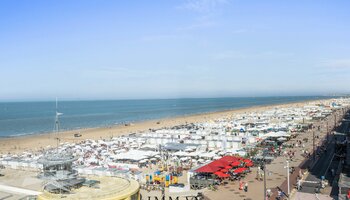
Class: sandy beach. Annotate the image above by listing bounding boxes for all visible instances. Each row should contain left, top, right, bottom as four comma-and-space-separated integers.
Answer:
0, 100, 319, 154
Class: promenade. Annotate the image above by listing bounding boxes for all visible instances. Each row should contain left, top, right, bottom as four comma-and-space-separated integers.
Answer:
203, 108, 345, 200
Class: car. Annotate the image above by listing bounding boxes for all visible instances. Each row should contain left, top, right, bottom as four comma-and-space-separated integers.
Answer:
169, 183, 185, 188
74, 133, 82, 137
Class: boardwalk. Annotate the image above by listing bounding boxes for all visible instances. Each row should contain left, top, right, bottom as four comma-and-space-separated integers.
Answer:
203, 109, 345, 200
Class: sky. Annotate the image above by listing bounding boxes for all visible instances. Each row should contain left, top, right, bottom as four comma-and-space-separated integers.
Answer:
0, 0, 350, 101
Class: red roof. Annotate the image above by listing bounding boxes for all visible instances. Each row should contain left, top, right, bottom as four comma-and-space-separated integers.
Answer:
195, 156, 245, 174
195, 165, 220, 173
220, 156, 239, 163
209, 160, 230, 168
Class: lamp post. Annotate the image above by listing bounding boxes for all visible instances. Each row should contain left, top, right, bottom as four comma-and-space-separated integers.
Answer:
261, 150, 267, 200
284, 160, 290, 195
261, 161, 267, 200
326, 121, 329, 141
313, 131, 316, 162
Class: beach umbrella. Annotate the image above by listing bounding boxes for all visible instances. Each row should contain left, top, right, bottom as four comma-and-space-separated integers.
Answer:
216, 172, 230, 178
234, 167, 248, 174
231, 161, 241, 167
243, 159, 252, 163
214, 171, 223, 176
221, 168, 229, 173
245, 162, 253, 167
224, 165, 232, 169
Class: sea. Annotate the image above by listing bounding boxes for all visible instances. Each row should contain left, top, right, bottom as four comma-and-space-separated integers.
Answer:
0, 96, 332, 137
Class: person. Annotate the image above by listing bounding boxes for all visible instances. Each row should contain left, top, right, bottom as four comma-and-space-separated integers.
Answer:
266, 188, 271, 198
297, 179, 302, 190
321, 179, 326, 189
299, 169, 303, 179
244, 182, 248, 192
331, 168, 335, 176
239, 181, 243, 190
277, 190, 282, 200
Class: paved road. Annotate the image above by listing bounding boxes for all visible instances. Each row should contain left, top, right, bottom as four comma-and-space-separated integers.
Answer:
300, 111, 350, 196
299, 134, 336, 194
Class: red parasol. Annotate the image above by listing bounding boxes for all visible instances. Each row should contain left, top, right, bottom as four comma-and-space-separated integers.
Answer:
245, 162, 253, 167
218, 173, 230, 178
243, 159, 252, 163
234, 167, 248, 174
221, 168, 229, 173
231, 161, 241, 167
214, 171, 223, 176
215, 171, 230, 178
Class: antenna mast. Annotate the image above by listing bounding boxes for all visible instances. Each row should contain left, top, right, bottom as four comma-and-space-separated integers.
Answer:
54, 98, 61, 151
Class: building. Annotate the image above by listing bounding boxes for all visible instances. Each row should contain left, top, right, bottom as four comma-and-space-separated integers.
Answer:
37, 176, 140, 200
37, 150, 140, 200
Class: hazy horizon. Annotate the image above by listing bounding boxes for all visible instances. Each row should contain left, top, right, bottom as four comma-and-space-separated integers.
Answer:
0, 94, 343, 103
1, 0, 350, 100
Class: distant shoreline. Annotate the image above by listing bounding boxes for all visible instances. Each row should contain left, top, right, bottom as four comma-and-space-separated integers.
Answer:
0, 95, 338, 103
0, 97, 330, 139
0, 97, 334, 154
0, 96, 332, 139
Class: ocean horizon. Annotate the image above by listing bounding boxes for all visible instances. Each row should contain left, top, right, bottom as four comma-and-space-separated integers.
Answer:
0, 96, 334, 138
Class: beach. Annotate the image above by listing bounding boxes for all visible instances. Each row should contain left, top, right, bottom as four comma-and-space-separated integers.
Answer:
0, 100, 317, 154
0, 97, 348, 200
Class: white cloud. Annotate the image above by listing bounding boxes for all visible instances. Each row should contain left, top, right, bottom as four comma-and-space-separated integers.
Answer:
179, 0, 229, 13
212, 51, 294, 60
